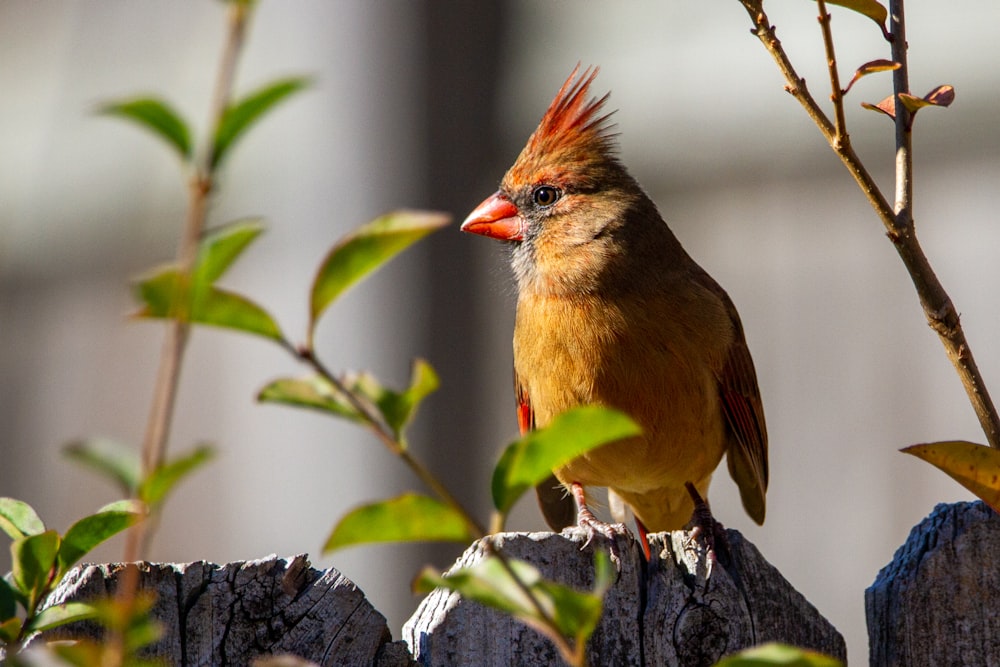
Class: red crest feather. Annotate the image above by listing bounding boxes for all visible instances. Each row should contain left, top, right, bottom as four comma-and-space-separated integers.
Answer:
525, 65, 616, 163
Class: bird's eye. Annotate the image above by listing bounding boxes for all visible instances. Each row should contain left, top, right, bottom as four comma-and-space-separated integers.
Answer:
532, 185, 560, 208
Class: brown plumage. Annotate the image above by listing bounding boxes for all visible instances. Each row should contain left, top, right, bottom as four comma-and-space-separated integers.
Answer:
462, 65, 768, 557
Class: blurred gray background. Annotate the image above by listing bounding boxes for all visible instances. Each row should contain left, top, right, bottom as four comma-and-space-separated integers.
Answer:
2, 2, 998, 664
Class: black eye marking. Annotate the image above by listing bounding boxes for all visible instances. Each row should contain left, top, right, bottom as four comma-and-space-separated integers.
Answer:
531, 185, 560, 208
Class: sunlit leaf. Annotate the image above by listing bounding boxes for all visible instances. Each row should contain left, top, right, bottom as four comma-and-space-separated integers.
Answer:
257, 375, 364, 422
0, 617, 21, 644
98, 97, 192, 161
212, 76, 311, 170
309, 211, 450, 337
139, 445, 214, 507
194, 219, 265, 286
58, 500, 145, 574
902, 441, 1000, 513
63, 438, 141, 496
414, 552, 609, 643
842, 59, 899, 95
492, 406, 641, 516
899, 85, 955, 114
715, 641, 844, 666
861, 94, 896, 119
26, 601, 98, 634
378, 359, 440, 440
824, 0, 888, 37
11, 530, 60, 609
323, 493, 473, 552
0, 497, 46, 540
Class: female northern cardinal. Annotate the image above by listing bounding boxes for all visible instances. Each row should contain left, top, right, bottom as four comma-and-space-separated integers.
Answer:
461, 65, 768, 559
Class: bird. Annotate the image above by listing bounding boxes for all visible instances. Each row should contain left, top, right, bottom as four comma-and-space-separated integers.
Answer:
461, 65, 768, 560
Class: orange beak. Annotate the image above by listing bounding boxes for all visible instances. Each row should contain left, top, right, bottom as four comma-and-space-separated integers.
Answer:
460, 192, 524, 241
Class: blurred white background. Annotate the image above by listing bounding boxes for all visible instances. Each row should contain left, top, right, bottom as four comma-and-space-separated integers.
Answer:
2, 2, 998, 664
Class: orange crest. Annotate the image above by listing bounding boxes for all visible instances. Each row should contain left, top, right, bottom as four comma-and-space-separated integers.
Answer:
525, 65, 616, 164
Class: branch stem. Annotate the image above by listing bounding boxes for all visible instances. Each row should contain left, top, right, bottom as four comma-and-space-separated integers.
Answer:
739, 0, 1000, 448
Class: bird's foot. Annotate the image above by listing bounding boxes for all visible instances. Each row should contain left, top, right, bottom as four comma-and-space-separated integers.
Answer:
571, 483, 629, 568
683, 482, 731, 570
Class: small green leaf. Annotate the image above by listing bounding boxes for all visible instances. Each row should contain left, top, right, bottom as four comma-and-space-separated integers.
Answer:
194, 220, 265, 286
491, 406, 641, 516
134, 267, 285, 342
0, 576, 17, 620
212, 76, 311, 170
323, 493, 473, 553
0, 498, 46, 540
414, 552, 609, 644
26, 601, 98, 634
11, 530, 60, 610
824, 0, 888, 37
715, 641, 844, 666
98, 97, 192, 160
842, 59, 900, 95
0, 617, 21, 643
257, 375, 365, 422
902, 441, 1000, 513
63, 438, 141, 495
380, 359, 439, 440
309, 211, 450, 336
58, 500, 145, 574
139, 445, 215, 508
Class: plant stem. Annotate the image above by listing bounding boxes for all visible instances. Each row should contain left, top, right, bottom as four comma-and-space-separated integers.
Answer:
815, 0, 847, 144
738, 0, 1000, 449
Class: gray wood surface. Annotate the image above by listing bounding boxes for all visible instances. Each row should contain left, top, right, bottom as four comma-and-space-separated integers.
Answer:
404, 527, 845, 666
866, 501, 1000, 667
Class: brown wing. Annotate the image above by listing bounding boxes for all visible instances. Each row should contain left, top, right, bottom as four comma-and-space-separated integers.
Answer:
718, 311, 769, 524
517, 370, 576, 530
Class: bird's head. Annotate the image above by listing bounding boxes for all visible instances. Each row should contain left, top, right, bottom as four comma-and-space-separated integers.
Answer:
461, 65, 651, 295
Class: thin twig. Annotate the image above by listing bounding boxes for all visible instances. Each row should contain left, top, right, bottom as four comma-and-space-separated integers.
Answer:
738, 0, 1000, 449
815, 0, 848, 145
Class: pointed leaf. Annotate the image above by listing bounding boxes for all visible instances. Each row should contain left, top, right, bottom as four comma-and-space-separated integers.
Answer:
0, 498, 45, 540
309, 211, 450, 334
923, 84, 955, 108
492, 406, 641, 515
139, 445, 214, 507
194, 219, 265, 285
58, 500, 146, 574
11, 530, 60, 609
843, 59, 900, 95
715, 641, 844, 666
323, 493, 473, 553
98, 97, 192, 160
63, 438, 141, 495
133, 266, 189, 320
825, 0, 888, 37
902, 441, 1000, 513
861, 95, 896, 119
212, 76, 312, 170
26, 601, 98, 634
380, 359, 439, 439
257, 376, 365, 422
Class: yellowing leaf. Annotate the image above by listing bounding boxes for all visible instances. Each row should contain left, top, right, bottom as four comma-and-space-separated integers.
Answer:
902, 441, 1000, 513
824, 0, 889, 38
843, 59, 900, 95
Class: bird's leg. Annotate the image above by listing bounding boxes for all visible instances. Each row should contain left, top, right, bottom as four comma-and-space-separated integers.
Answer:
571, 482, 629, 566
683, 481, 731, 567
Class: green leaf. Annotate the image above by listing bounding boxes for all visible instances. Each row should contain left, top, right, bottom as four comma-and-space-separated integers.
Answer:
63, 438, 141, 495
715, 641, 844, 666
0, 617, 21, 644
0, 498, 46, 540
380, 359, 439, 440
414, 552, 609, 644
134, 267, 285, 342
194, 219, 265, 285
257, 375, 365, 422
58, 500, 145, 574
824, 0, 888, 37
323, 493, 473, 553
98, 97, 192, 161
309, 211, 450, 336
0, 576, 17, 620
26, 601, 98, 634
491, 406, 641, 516
902, 441, 1000, 513
11, 530, 60, 610
139, 446, 214, 507
212, 76, 311, 170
